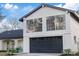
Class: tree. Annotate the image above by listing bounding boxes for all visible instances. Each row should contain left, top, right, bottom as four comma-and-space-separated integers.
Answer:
0, 7, 22, 31
8, 17, 23, 30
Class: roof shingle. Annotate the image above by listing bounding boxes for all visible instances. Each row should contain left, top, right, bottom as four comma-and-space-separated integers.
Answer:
0, 29, 23, 39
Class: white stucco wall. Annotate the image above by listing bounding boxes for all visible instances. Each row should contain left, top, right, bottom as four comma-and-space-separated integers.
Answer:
69, 14, 79, 52
0, 40, 3, 50
23, 6, 79, 53
25, 7, 66, 20
0, 38, 23, 50
14, 38, 23, 48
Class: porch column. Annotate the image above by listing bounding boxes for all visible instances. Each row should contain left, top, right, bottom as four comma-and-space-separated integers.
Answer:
23, 18, 30, 53
23, 36, 29, 53
0, 40, 3, 50
14, 40, 18, 48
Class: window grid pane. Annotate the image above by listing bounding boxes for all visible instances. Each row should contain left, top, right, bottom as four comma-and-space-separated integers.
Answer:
26, 18, 42, 33
46, 16, 55, 30
46, 15, 65, 31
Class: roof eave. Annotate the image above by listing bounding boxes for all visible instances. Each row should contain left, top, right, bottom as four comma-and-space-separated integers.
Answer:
70, 12, 79, 23
19, 4, 43, 22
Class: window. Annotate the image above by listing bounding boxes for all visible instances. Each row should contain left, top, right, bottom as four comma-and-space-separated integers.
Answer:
46, 15, 65, 31
26, 18, 42, 33
55, 15, 65, 30
46, 16, 55, 30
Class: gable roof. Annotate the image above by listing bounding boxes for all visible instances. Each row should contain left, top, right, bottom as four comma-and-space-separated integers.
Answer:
19, 3, 79, 22
0, 29, 23, 39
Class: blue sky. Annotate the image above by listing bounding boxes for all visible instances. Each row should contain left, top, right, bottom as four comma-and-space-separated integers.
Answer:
1, 3, 79, 21
0, 3, 79, 20
0, 3, 65, 20
0, 3, 79, 30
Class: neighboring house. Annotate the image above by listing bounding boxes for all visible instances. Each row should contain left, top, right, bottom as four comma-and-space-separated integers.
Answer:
0, 29, 23, 52
19, 4, 79, 55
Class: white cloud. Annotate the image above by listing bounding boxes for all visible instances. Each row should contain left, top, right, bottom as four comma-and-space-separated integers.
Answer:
63, 3, 79, 10
57, 4, 63, 7
55, 3, 79, 11
3, 3, 19, 10
13, 5, 19, 9
0, 18, 23, 32
0, 18, 12, 29
54, 4, 63, 7
4, 3, 13, 10
0, 18, 13, 32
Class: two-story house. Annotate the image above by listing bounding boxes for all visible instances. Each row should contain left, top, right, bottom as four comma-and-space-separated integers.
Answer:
19, 4, 79, 55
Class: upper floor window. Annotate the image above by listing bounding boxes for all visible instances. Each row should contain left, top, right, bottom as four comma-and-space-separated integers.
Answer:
46, 15, 65, 31
26, 18, 42, 33
46, 16, 55, 30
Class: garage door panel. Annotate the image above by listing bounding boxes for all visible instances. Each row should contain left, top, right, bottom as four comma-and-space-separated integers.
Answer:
30, 36, 63, 53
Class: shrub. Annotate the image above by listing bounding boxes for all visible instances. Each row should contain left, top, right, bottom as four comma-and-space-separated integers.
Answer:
6, 48, 16, 56
64, 49, 72, 54
60, 49, 75, 56
75, 52, 79, 56
16, 47, 23, 53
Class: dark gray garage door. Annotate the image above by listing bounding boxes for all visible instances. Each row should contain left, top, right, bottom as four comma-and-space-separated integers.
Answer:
30, 36, 63, 53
